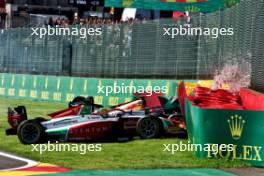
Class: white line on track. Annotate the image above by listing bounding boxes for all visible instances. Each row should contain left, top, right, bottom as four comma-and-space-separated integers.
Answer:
0, 151, 38, 171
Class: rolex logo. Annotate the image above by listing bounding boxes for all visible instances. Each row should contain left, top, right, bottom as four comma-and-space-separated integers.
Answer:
227, 115, 245, 140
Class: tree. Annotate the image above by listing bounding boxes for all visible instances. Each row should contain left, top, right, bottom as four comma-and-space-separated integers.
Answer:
224, 0, 239, 8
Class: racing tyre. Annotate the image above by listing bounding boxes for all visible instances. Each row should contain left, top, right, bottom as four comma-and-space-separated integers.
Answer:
17, 120, 46, 144
136, 117, 160, 139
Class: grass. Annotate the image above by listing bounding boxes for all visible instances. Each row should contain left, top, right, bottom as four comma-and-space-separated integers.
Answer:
0, 96, 250, 169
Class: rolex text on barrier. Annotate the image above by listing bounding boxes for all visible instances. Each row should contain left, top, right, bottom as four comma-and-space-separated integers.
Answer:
185, 91, 264, 167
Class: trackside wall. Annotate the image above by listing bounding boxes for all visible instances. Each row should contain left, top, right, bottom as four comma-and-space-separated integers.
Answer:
0, 73, 202, 106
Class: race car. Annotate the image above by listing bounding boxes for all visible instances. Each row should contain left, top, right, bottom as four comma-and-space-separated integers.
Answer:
6, 92, 186, 144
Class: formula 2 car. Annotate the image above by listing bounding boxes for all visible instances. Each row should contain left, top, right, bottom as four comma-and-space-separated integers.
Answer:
6, 92, 186, 144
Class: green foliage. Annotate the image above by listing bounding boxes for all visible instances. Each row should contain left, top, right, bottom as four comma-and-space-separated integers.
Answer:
225, 0, 239, 8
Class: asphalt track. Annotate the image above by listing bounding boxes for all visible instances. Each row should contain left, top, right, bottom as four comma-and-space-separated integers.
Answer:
224, 168, 264, 176
0, 155, 27, 170
0, 151, 37, 171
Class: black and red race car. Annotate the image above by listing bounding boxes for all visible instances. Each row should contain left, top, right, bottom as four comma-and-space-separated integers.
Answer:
6, 92, 187, 144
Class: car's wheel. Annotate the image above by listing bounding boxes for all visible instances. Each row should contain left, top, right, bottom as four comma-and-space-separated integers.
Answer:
17, 120, 46, 144
136, 117, 160, 139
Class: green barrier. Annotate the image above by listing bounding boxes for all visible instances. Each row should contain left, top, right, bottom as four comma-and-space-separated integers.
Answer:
39, 169, 236, 176
0, 73, 199, 107
105, 0, 231, 13
185, 100, 264, 167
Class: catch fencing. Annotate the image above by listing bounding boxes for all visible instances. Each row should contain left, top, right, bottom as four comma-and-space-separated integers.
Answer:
0, 0, 263, 92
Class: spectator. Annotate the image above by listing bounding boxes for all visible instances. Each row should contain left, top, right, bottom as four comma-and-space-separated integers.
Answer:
48, 17, 54, 26
0, 8, 7, 29
42, 15, 144, 28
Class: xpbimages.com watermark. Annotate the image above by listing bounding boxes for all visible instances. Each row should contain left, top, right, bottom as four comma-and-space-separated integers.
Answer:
163, 141, 234, 155
163, 24, 234, 39
31, 141, 102, 155
97, 83, 168, 96
31, 25, 102, 39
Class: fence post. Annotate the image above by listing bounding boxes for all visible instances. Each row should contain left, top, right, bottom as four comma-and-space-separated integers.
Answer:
62, 38, 72, 76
